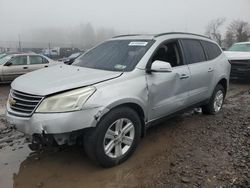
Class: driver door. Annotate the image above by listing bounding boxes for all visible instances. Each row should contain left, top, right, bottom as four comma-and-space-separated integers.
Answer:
146, 40, 191, 121
2, 55, 28, 82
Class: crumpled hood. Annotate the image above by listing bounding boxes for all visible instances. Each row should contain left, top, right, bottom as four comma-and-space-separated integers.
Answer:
11, 65, 122, 96
224, 51, 250, 60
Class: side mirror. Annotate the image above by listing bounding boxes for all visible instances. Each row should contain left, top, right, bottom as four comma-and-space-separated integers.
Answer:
4, 61, 12, 66
150, 60, 172, 73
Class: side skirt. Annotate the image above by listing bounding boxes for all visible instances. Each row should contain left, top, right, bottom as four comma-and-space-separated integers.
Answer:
145, 99, 209, 130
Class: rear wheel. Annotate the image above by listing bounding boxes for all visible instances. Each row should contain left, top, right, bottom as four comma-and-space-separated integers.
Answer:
84, 107, 141, 167
202, 84, 225, 115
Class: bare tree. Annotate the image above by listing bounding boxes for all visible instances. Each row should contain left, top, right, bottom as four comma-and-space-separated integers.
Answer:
205, 18, 226, 46
224, 30, 234, 48
226, 20, 250, 43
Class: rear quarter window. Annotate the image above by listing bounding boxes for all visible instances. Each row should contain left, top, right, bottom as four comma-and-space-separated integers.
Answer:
201, 41, 222, 60
181, 39, 206, 64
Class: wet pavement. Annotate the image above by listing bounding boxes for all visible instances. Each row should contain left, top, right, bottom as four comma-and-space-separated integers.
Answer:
0, 82, 249, 188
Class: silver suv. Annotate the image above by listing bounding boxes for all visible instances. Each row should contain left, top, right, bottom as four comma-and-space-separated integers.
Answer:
6, 33, 231, 167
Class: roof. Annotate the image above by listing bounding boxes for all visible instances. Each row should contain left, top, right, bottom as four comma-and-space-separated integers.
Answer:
9, 52, 37, 56
113, 32, 210, 40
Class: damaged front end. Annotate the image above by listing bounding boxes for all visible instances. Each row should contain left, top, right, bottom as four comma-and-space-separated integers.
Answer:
27, 131, 83, 151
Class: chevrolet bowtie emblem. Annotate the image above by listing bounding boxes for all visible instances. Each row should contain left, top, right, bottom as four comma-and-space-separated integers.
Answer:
9, 97, 16, 106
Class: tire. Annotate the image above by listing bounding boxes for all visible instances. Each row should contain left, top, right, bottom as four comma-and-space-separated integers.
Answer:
202, 84, 225, 115
83, 107, 141, 167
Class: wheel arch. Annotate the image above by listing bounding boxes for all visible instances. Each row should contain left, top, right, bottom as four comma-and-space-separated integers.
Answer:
217, 77, 228, 94
102, 101, 147, 138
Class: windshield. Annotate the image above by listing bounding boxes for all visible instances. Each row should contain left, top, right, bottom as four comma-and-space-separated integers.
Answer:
73, 40, 154, 72
0, 55, 12, 65
0, 54, 6, 59
228, 43, 250, 52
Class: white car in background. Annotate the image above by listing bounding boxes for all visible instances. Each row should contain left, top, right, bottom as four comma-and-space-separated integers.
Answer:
0, 53, 58, 83
224, 42, 250, 80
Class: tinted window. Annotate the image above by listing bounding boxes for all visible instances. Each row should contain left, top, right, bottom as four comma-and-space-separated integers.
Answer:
201, 41, 222, 60
181, 39, 206, 64
151, 41, 183, 67
9, 56, 27, 65
73, 40, 154, 72
29, 55, 46, 64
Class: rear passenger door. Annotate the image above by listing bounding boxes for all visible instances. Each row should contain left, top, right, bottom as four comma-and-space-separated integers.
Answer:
200, 40, 222, 91
28, 55, 49, 72
180, 39, 214, 104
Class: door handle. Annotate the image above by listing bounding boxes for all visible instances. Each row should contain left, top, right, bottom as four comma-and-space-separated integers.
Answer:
180, 74, 189, 79
208, 68, 214, 72
44, 65, 48, 67
23, 67, 28, 69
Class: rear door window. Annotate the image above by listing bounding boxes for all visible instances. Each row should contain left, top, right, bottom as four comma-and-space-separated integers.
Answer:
29, 55, 47, 64
201, 41, 222, 60
181, 39, 206, 64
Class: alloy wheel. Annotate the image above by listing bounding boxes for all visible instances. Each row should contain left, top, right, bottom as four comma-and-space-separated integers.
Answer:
103, 118, 135, 158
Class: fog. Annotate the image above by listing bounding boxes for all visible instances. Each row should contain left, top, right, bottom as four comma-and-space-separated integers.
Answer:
0, 0, 249, 48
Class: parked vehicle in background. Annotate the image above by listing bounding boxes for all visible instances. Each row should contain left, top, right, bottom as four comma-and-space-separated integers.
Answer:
42, 47, 80, 60
6, 33, 230, 167
0, 53, 58, 83
58, 52, 85, 65
224, 42, 250, 80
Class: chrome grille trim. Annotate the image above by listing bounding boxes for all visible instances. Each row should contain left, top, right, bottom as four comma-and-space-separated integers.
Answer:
10, 94, 41, 103
9, 89, 44, 117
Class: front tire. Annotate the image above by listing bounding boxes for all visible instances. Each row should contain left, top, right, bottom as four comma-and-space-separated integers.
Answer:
84, 107, 141, 167
202, 84, 225, 115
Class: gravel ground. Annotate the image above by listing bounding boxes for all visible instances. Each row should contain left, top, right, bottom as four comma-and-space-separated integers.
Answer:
0, 82, 249, 188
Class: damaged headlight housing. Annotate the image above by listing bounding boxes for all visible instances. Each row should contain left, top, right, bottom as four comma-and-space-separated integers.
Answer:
36, 86, 96, 113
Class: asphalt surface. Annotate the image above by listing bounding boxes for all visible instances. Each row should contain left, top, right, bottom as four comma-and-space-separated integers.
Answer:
0, 82, 249, 188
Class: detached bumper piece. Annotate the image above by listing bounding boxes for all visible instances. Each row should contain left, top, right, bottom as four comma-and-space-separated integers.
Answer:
230, 60, 250, 80
28, 133, 57, 151
28, 131, 80, 151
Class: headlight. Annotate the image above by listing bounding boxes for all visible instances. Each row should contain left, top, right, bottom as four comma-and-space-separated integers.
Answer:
36, 86, 96, 113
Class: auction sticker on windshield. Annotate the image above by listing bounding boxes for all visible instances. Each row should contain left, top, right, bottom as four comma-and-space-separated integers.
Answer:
129, 42, 148, 46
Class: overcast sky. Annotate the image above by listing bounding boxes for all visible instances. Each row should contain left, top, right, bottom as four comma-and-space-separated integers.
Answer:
0, 0, 250, 41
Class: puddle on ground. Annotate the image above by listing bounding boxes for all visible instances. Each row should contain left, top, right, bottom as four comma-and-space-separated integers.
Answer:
0, 116, 185, 188
0, 107, 200, 188
0, 139, 31, 188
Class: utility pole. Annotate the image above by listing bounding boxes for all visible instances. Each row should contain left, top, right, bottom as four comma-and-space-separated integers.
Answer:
18, 34, 22, 52
48, 42, 51, 57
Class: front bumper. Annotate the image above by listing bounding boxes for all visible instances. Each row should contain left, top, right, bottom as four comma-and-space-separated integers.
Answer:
6, 104, 108, 135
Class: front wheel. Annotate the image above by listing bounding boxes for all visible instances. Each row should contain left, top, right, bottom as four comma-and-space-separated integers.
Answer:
83, 107, 141, 167
202, 84, 225, 115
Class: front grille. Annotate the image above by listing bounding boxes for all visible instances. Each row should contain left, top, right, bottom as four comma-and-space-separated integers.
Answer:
9, 89, 43, 117
230, 60, 250, 78
231, 60, 250, 68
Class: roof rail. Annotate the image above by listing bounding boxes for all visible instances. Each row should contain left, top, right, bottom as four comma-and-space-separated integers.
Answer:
112, 34, 142, 38
154, 32, 210, 39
